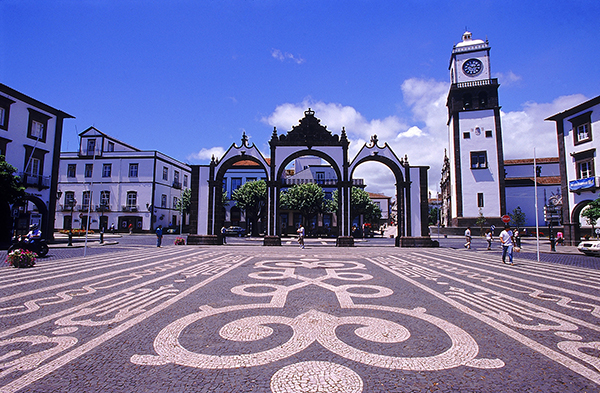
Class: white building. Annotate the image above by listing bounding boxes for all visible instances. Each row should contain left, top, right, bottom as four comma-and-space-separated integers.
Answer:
0, 83, 73, 245
546, 95, 600, 244
445, 31, 506, 227
56, 127, 191, 233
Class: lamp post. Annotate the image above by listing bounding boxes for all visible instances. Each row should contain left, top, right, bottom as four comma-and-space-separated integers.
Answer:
68, 199, 76, 247
100, 201, 105, 244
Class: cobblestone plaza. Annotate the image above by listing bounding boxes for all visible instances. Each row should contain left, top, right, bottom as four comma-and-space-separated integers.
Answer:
1, 240, 599, 392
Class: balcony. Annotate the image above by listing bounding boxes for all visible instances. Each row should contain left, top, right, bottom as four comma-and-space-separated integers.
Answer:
96, 204, 111, 212
172, 180, 182, 189
280, 178, 365, 187
122, 205, 139, 212
79, 204, 93, 212
19, 173, 51, 190
60, 203, 77, 212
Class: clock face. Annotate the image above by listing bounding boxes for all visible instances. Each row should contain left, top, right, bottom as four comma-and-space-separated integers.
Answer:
462, 58, 483, 76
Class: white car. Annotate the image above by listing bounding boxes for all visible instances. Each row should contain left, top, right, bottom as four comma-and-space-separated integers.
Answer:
577, 240, 600, 256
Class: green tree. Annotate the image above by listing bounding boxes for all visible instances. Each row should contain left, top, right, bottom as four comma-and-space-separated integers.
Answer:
330, 187, 382, 224
0, 155, 25, 205
582, 198, 600, 238
509, 206, 526, 230
428, 207, 440, 226
279, 183, 327, 230
475, 208, 486, 235
0, 156, 26, 246
175, 188, 192, 214
231, 180, 267, 236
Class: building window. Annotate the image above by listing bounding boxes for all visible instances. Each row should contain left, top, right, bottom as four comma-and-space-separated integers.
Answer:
573, 149, 595, 179
82, 191, 91, 210
470, 151, 488, 169
160, 194, 166, 208
107, 141, 114, 152
129, 163, 138, 177
31, 121, 44, 139
163, 166, 168, 181
231, 178, 242, 197
173, 196, 178, 209
485, 130, 493, 138
576, 124, 590, 142
184, 174, 188, 188
102, 163, 112, 177
85, 164, 93, 178
64, 191, 75, 208
27, 109, 50, 143
316, 172, 325, 181
67, 164, 76, 177
577, 159, 594, 179
478, 92, 488, 108
477, 193, 484, 207
0, 95, 15, 130
462, 94, 472, 110
126, 191, 137, 207
570, 111, 592, 145
100, 191, 110, 207
174, 170, 180, 183
246, 177, 257, 183
86, 139, 96, 156
463, 132, 470, 139
26, 157, 41, 176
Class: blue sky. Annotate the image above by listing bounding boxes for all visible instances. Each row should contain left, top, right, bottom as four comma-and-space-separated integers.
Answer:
2, 0, 599, 196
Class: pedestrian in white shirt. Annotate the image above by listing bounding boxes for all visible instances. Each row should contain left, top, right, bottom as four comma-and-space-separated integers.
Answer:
499, 224, 514, 265
464, 227, 472, 249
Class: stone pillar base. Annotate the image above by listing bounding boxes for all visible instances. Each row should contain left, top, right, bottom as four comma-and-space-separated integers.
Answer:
336, 236, 355, 247
187, 235, 221, 245
263, 236, 281, 246
397, 236, 439, 247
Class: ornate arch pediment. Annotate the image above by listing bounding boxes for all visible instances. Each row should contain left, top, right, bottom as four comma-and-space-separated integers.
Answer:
349, 135, 407, 181
270, 108, 348, 148
215, 132, 270, 180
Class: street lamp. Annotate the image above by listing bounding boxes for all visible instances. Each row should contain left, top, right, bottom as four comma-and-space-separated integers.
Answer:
68, 199, 77, 247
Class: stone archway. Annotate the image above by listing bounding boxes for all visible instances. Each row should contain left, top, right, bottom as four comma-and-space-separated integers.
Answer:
191, 109, 436, 247
569, 199, 594, 244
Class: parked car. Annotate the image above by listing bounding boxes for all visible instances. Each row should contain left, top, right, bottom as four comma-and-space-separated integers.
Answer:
223, 226, 246, 237
577, 240, 600, 256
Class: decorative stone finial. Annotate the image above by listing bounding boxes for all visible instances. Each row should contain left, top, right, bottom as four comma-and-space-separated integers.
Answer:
305, 108, 315, 116
370, 134, 378, 146
241, 131, 248, 146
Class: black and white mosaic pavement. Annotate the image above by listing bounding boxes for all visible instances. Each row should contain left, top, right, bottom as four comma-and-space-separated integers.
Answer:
1, 244, 599, 392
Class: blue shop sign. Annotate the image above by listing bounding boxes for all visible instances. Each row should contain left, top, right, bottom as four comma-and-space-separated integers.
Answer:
569, 177, 596, 191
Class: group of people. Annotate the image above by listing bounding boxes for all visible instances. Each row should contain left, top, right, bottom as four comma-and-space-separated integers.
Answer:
464, 224, 518, 265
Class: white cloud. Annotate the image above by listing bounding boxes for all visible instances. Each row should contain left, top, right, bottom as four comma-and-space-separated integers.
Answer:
271, 49, 305, 64
493, 71, 522, 86
187, 146, 226, 163
263, 81, 590, 198
501, 94, 588, 159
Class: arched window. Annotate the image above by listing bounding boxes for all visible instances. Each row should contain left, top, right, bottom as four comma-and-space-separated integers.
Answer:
462, 94, 472, 110
478, 92, 488, 108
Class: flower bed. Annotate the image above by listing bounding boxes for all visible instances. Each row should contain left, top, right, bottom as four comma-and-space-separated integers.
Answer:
58, 229, 95, 236
6, 249, 37, 268
174, 237, 186, 245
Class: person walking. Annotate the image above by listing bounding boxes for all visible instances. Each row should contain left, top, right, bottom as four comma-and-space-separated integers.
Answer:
499, 224, 514, 265
485, 230, 493, 250
221, 226, 227, 244
464, 227, 472, 249
297, 224, 305, 249
156, 225, 163, 247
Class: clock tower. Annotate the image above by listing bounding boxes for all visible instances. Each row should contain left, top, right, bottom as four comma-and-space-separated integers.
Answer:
446, 31, 505, 227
